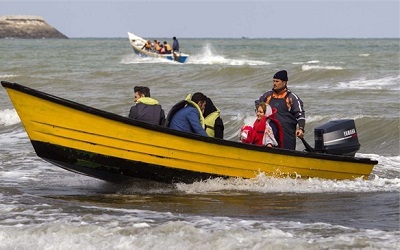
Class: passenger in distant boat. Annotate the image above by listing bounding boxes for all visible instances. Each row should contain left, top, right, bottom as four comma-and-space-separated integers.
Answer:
153, 40, 161, 53
203, 97, 224, 139
128, 86, 166, 126
159, 44, 165, 54
240, 102, 283, 148
255, 70, 305, 150
142, 40, 152, 51
172, 37, 179, 52
163, 41, 172, 54
167, 92, 208, 136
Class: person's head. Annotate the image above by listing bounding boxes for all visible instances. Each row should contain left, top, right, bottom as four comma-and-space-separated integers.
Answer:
203, 97, 217, 117
272, 70, 288, 93
163, 41, 167, 44
256, 102, 267, 120
191, 92, 207, 113
173, 37, 176, 40
133, 86, 150, 102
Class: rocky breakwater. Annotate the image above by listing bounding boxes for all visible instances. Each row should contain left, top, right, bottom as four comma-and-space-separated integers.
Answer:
0, 15, 68, 39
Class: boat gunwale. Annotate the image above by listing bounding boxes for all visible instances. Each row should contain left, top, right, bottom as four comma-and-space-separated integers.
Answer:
1, 81, 378, 165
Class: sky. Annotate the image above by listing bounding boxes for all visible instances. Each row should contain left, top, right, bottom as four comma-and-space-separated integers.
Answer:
1, 0, 399, 38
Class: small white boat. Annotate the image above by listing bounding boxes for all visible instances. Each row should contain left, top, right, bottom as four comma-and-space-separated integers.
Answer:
127, 32, 189, 63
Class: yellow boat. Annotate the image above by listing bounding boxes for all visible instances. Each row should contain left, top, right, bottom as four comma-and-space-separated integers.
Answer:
1, 81, 378, 183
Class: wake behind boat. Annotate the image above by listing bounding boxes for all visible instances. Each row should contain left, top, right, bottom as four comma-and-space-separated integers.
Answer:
127, 32, 189, 63
1, 81, 378, 184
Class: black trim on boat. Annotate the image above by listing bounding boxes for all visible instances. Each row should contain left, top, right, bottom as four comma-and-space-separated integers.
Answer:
31, 141, 224, 183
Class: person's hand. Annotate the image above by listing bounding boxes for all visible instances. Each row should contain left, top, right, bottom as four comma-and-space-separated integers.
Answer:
296, 128, 304, 139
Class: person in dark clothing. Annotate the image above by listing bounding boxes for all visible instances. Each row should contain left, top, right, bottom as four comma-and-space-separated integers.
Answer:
255, 70, 305, 150
128, 86, 165, 126
172, 37, 179, 52
203, 97, 224, 139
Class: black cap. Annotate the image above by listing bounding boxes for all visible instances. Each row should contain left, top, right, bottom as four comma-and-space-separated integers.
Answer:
273, 70, 288, 81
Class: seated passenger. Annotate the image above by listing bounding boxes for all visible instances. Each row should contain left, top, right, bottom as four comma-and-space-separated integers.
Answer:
203, 97, 224, 139
240, 102, 283, 148
142, 40, 152, 51
153, 40, 161, 53
163, 41, 172, 54
128, 86, 166, 126
167, 92, 208, 136
159, 44, 165, 54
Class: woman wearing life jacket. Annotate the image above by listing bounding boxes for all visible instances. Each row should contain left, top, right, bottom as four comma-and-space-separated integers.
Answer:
203, 97, 224, 139
240, 102, 284, 148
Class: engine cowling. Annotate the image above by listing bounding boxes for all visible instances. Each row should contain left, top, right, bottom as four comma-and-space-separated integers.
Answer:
314, 119, 360, 156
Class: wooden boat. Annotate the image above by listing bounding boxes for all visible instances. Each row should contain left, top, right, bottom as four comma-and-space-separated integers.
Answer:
1, 81, 378, 184
127, 32, 189, 63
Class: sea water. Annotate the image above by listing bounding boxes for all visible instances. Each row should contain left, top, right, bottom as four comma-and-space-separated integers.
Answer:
0, 38, 399, 249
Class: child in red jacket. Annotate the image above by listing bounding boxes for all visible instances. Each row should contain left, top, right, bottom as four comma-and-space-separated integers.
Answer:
240, 102, 283, 148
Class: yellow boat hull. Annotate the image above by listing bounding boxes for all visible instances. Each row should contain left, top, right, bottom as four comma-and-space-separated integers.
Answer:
1, 81, 377, 183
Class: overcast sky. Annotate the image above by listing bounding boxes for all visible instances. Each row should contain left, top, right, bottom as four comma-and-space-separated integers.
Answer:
1, 0, 399, 38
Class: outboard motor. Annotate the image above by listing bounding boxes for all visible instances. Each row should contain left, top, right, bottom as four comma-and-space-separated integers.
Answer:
314, 119, 360, 156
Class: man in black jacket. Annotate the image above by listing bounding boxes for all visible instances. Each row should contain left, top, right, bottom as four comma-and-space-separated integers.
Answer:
255, 70, 305, 150
128, 86, 165, 126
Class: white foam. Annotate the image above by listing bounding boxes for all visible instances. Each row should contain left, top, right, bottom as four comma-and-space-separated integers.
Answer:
302, 65, 344, 71
0, 208, 396, 250
0, 109, 20, 126
337, 75, 400, 90
306, 114, 370, 123
120, 53, 177, 64
0, 74, 18, 78
176, 171, 399, 194
187, 44, 269, 66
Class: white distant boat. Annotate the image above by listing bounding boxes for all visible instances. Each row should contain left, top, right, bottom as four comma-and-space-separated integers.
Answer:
127, 32, 189, 63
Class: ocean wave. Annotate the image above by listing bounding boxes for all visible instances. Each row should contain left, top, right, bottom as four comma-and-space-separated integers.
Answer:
0, 74, 19, 78
187, 44, 269, 66
302, 65, 344, 71
0, 109, 20, 126
120, 45, 269, 66
176, 171, 400, 194
120, 53, 177, 64
337, 75, 400, 90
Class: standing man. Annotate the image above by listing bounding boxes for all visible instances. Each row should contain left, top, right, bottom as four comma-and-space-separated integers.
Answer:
128, 86, 165, 126
172, 36, 179, 52
255, 70, 305, 150
168, 92, 208, 137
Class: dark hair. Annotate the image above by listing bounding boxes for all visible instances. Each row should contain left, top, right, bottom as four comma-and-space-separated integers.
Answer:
191, 92, 207, 104
134, 86, 151, 97
203, 97, 217, 117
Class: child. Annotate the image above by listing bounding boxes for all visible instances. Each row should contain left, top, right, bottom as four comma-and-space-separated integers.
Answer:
239, 102, 283, 148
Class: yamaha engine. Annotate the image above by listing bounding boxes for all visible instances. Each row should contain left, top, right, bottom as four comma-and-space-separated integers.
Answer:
314, 119, 360, 156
